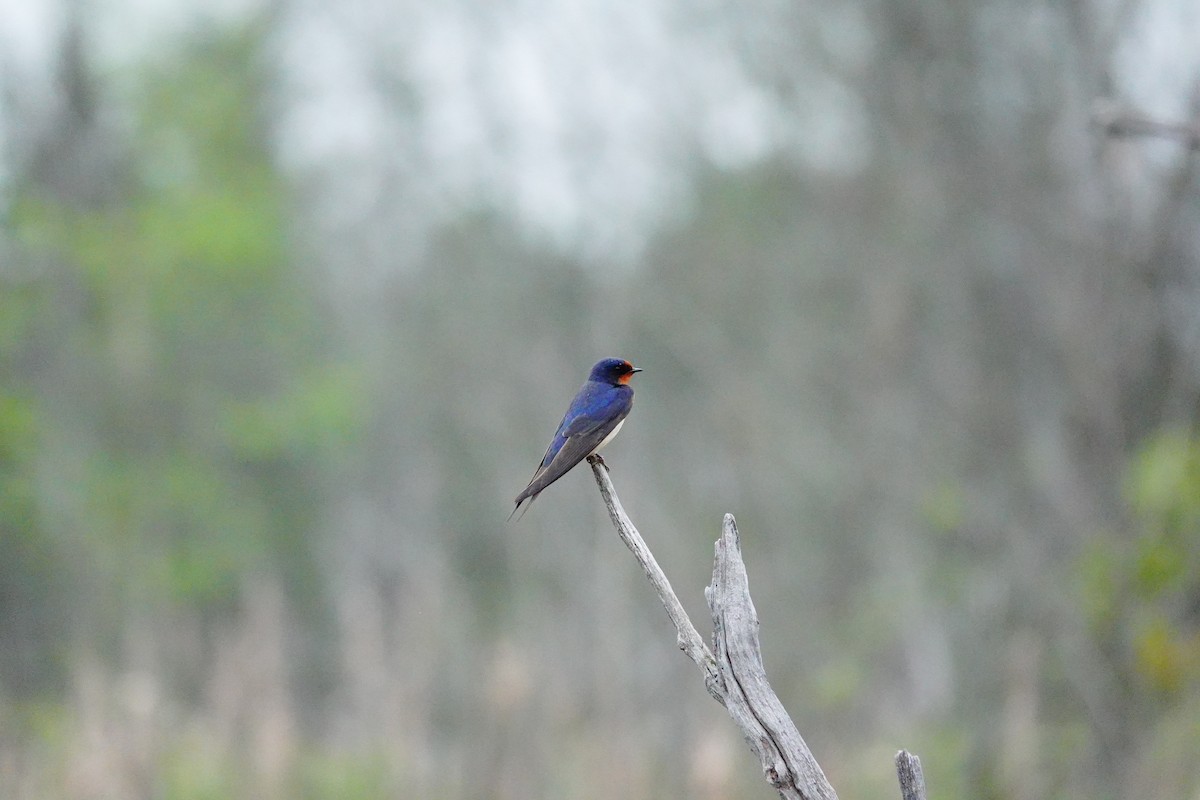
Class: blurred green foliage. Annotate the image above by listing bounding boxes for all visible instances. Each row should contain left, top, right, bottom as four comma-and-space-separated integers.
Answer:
0, 23, 360, 691
0, 290, 60, 694
1080, 429, 1200, 697
162, 745, 398, 800
294, 751, 395, 800
162, 741, 239, 800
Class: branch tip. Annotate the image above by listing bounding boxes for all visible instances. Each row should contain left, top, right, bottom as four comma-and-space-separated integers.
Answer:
895, 749, 928, 800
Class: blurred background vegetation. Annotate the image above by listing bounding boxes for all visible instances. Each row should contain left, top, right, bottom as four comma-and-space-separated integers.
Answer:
1, 0, 1198, 798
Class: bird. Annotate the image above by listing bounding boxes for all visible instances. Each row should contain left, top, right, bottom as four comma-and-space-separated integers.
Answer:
511, 358, 642, 519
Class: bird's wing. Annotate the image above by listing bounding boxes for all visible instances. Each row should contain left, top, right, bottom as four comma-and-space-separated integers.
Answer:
532, 383, 620, 470
511, 382, 635, 518
514, 417, 625, 505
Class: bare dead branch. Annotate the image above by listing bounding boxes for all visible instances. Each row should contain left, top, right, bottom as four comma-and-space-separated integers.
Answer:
587, 458, 838, 800
586, 456, 723, 699
1092, 100, 1200, 150
895, 750, 929, 800
588, 459, 933, 799
707, 513, 839, 800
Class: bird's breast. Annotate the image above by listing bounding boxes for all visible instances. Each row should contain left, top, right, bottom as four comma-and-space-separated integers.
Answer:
589, 419, 625, 454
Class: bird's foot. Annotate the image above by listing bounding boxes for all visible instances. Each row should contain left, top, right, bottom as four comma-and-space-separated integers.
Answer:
587, 454, 610, 472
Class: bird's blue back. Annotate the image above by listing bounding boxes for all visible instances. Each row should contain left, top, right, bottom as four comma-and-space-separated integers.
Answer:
540, 379, 633, 468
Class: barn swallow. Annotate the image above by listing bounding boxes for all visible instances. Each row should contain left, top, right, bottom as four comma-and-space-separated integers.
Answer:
511, 358, 642, 519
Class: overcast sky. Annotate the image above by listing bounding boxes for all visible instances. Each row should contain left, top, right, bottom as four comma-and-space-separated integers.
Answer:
3, 0, 1197, 266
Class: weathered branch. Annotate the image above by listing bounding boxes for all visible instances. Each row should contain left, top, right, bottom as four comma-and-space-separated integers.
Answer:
1092, 100, 1200, 150
895, 750, 929, 800
588, 459, 939, 799
587, 458, 837, 800
588, 459, 933, 799
586, 456, 723, 700
707, 513, 838, 800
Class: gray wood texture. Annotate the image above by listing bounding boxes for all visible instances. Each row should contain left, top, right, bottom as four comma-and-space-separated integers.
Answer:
588, 458, 837, 800
895, 750, 929, 800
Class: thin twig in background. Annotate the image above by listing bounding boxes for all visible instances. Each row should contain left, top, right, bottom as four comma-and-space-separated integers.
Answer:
1093, 100, 1200, 150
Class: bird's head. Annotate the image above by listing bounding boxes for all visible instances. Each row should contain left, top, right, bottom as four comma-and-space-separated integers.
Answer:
590, 358, 643, 386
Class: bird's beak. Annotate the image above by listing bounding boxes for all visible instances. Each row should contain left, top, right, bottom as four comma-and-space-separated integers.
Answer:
630, 367, 643, 373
